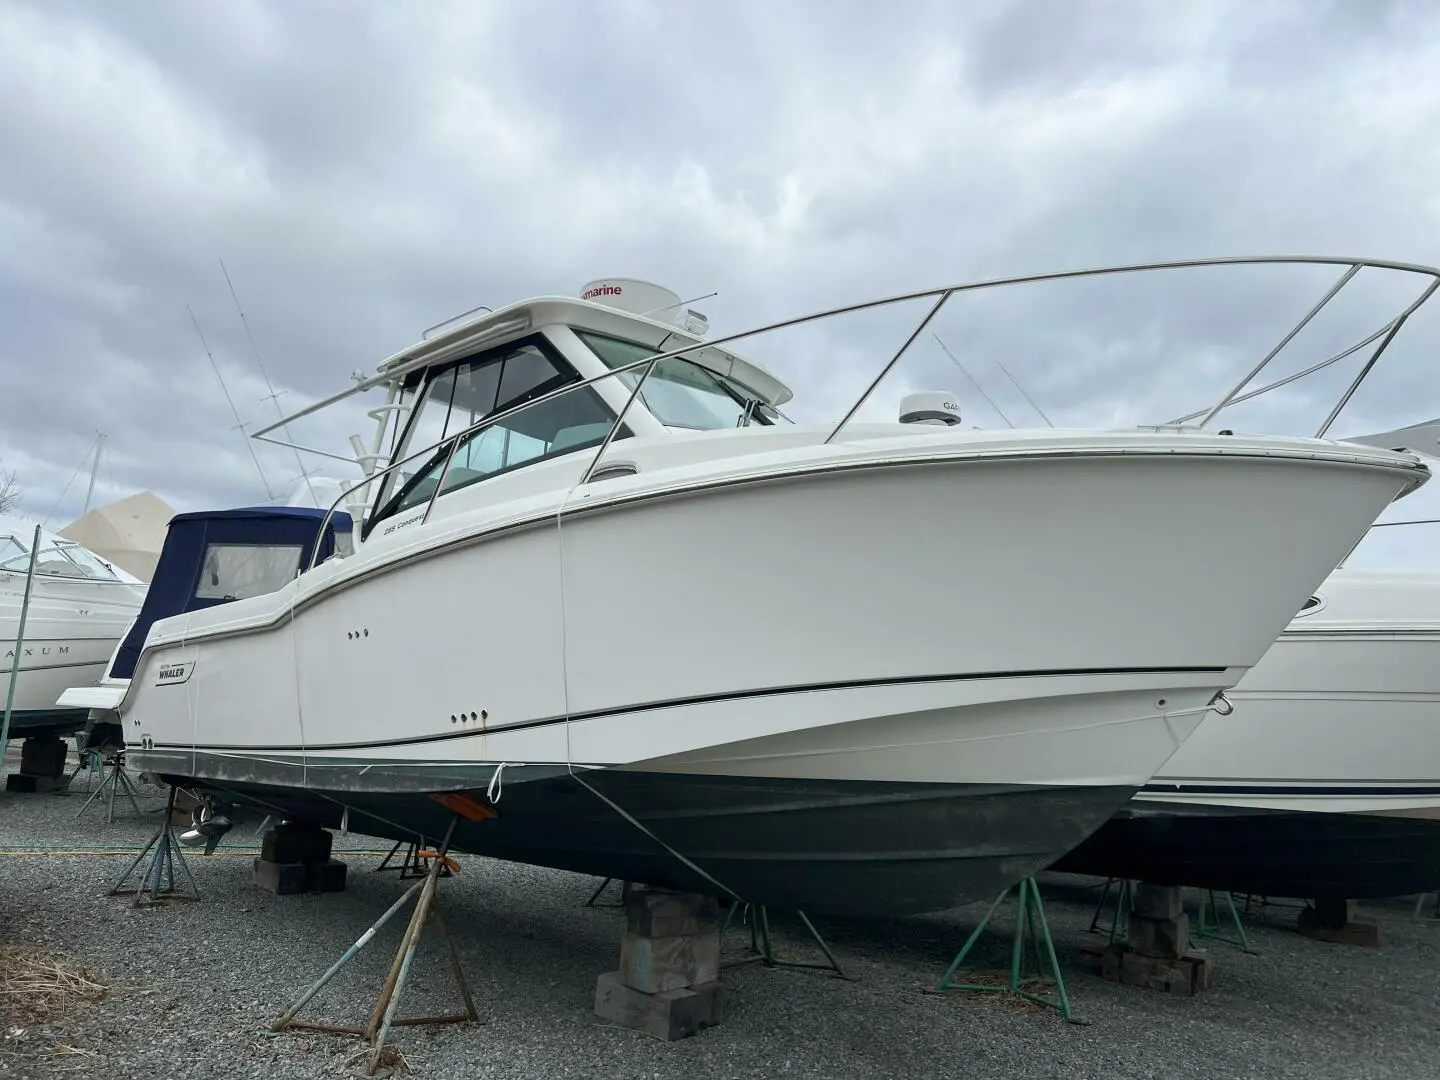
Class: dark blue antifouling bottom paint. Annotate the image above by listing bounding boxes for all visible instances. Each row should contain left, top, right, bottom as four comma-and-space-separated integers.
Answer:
1052, 798, 1440, 899
135, 748, 1135, 917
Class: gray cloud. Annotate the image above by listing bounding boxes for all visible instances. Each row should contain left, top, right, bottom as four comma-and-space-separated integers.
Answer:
1, 0, 1438, 566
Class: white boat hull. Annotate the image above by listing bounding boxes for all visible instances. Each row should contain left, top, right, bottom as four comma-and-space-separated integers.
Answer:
120, 430, 1425, 913
0, 586, 143, 737
1054, 570, 1440, 898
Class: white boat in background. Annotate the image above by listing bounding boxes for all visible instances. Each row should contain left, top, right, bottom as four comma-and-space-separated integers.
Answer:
1055, 568, 1440, 898
1053, 281, 1440, 901
0, 520, 147, 741
72, 257, 1435, 916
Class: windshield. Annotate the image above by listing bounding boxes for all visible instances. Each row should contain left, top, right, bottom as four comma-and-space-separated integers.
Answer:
575, 331, 784, 430
369, 336, 621, 525
0, 544, 121, 580
56, 543, 121, 579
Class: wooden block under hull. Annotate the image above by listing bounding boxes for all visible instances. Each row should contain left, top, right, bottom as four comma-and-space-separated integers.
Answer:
594, 971, 725, 1040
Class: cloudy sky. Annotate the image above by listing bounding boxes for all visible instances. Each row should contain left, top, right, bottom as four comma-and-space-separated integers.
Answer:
2, 0, 1438, 567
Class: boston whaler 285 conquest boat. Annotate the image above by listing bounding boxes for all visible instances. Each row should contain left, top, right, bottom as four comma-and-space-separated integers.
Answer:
72, 258, 1433, 916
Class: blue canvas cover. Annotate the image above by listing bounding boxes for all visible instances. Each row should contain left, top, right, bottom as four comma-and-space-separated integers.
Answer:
109, 506, 353, 681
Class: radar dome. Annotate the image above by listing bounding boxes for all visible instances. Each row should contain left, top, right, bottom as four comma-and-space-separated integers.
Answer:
579, 277, 709, 336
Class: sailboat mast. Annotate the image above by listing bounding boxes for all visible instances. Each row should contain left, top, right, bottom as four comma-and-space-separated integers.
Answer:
82, 432, 105, 515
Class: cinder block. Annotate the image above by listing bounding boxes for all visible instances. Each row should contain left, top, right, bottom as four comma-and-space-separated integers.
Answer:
1190, 948, 1219, 990
5, 773, 66, 794
306, 859, 348, 893
1308, 898, 1358, 927
19, 735, 67, 778
261, 823, 333, 866
594, 971, 725, 1040
1102, 945, 1216, 996
1297, 905, 1382, 947
625, 886, 720, 939
1118, 949, 1179, 993
1128, 913, 1191, 958
1100, 943, 1123, 982
620, 930, 720, 993
253, 857, 310, 896
1132, 884, 1184, 921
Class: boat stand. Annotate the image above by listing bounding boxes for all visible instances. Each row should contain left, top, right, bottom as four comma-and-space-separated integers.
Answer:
932, 877, 1079, 1022
1088, 877, 1254, 953
584, 877, 625, 908
1195, 889, 1256, 952
74, 751, 145, 824
269, 817, 479, 1077
66, 747, 103, 791
720, 902, 852, 979
1087, 877, 1135, 944
108, 786, 201, 907
373, 837, 454, 881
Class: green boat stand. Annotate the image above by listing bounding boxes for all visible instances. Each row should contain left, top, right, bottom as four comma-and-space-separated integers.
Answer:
1088, 876, 1135, 944
720, 901, 854, 979
1195, 888, 1255, 952
1089, 877, 1254, 953
932, 877, 1080, 1022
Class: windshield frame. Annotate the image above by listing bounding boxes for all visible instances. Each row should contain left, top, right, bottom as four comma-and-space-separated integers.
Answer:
364, 331, 627, 536
0, 542, 124, 582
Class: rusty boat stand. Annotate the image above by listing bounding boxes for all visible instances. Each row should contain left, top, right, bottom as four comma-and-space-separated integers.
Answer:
268, 815, 480, 1075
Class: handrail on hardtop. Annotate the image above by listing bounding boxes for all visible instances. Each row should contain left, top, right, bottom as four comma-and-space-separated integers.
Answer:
303, 255, 1440, 568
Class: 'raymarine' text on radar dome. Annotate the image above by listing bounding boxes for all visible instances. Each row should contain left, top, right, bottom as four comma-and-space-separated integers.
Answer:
579, 278, 709, 336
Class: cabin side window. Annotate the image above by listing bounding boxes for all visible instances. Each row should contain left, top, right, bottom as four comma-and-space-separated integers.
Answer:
196, 543, 304, 601
368, 335, 624, 528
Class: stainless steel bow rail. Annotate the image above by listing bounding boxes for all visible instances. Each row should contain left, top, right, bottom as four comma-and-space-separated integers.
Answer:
249, 255, 1440, 564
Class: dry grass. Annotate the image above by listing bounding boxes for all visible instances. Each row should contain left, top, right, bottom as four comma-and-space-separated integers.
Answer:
342, 1041, 412, 1078
0, 944, 108, 1030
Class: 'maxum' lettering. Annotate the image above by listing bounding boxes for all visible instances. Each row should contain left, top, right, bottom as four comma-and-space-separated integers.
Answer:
4, 645, 69, 658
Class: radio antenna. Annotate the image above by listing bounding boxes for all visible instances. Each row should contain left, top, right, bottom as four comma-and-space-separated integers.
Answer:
218, 257, 319, 507
994, 358, 1054, 428
932, 334, 1013, 428
640, 291, 718, 318
188, 304, 275, 499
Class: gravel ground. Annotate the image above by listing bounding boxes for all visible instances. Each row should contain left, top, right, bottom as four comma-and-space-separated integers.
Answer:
2, 751, 1438, 1080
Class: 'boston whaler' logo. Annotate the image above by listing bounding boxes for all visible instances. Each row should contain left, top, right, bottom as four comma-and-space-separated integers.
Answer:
154, 660, 196, 687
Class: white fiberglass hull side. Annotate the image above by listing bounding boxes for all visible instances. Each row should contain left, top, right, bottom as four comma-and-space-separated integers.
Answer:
0, 584, 144, 736
1143, 637, 1440, 817
1053, 569, 1440, 898
118, 429, 1425, 914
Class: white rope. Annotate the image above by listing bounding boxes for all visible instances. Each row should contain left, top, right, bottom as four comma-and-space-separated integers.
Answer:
486, 761, 525, 803
553, 499, 744, 903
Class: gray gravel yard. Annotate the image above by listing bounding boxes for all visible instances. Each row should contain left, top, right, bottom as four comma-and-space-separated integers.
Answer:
2, 759, 1437, 1080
